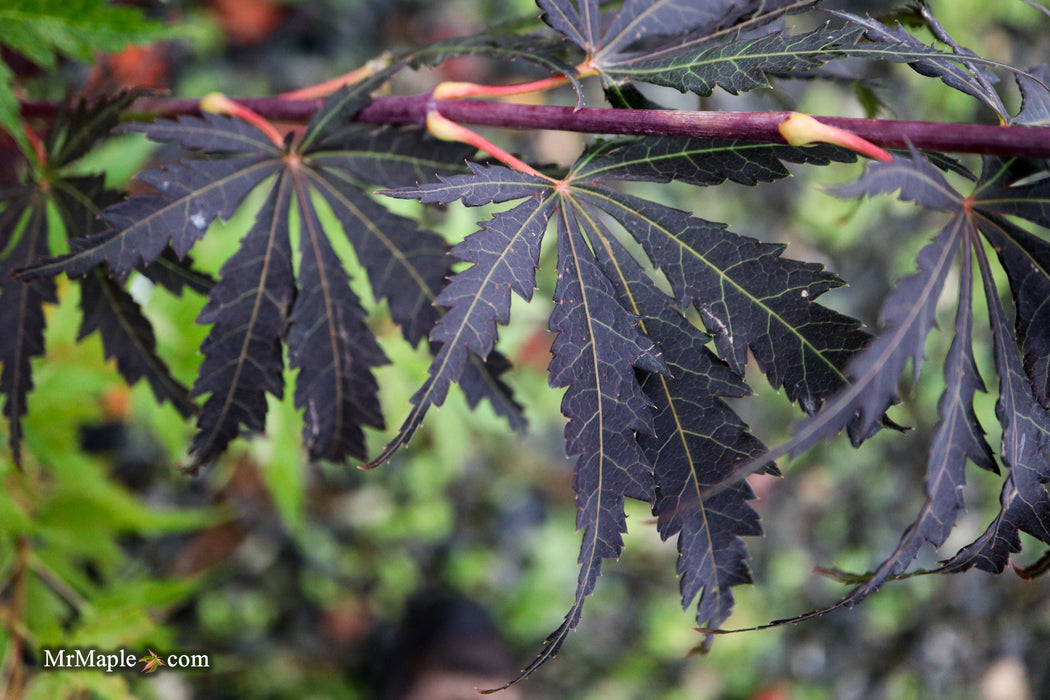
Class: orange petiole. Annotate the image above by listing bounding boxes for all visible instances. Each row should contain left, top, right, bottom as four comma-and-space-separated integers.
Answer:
279, 53, 392, 101
200, 92, 286, 148
432, 60, 598, 102
423, 61, 599, 180
426, 109, 553, 181
433, 74, 573, 101
22, 123, 46, 170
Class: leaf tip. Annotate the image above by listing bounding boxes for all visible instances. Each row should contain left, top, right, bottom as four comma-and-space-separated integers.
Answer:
361, 436, 404, 469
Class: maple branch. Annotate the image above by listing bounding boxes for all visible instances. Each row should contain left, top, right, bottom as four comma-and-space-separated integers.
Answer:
19, 94, 1050, 158
0, 536, 31, 699
423, 100, 1050, 158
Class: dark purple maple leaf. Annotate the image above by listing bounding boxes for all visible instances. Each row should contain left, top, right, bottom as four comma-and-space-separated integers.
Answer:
976, 215, 1050, 408
1, 96, 202, 466
835, 239, 994, 606
576, 186, 868, 418
500, 199, 665, 689
939, 240, 1050, 573
11, 75, 526, 468
0, 189, 52, 466
287, 175, 387, 464
189, 173, 296, 469
572, 136, 856, 187
586, 217, 770, 636
372, 166, 555, 465
78, 269, 195, 419
698, 149, 1050, 618
828, 10, 1008, 119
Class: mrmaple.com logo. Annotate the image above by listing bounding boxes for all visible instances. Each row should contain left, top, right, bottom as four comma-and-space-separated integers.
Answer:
41, 648, 209, 673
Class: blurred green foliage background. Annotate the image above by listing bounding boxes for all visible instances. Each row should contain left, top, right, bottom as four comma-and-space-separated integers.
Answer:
3, 1, 1050, 699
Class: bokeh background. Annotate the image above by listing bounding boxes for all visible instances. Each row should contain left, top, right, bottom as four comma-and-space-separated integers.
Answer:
4, 1, 1050, 698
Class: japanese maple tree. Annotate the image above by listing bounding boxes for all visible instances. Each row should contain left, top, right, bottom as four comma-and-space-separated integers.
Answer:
4, 0, 1050, 693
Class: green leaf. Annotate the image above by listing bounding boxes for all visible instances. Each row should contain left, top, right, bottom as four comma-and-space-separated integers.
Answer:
0, 60, 27, 157
0, 0, 163, 65
27, 672, 135, 700
0, 0, 166, 151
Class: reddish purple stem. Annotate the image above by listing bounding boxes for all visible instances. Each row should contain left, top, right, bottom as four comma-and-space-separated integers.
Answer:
20, 94, 1050, 158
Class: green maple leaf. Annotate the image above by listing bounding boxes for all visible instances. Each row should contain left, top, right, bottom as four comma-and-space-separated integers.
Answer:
0, 0, 167, 155
139, 649, 165, 674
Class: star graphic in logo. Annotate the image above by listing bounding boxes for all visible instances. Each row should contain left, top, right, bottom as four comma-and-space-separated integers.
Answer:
139, 649, 165, 673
